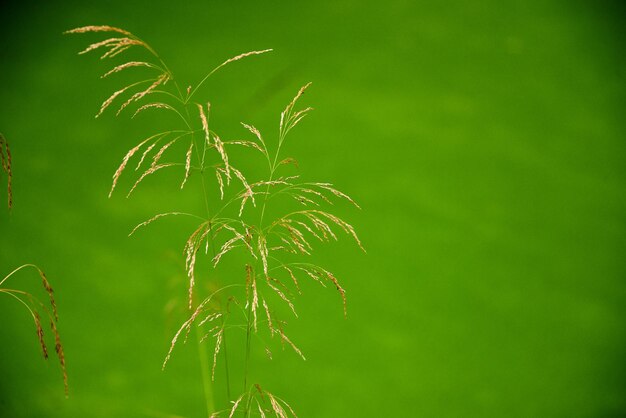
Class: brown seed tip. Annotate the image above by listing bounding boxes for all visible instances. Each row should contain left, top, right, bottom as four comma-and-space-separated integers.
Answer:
0, 133, 12, 210
34, 312, 49, 359
50, 320, 68, 397
39, 270, 59, 322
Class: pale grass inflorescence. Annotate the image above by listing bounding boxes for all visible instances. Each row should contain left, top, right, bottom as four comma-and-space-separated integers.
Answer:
1, 265, 68, 396
68, 25, 363, 417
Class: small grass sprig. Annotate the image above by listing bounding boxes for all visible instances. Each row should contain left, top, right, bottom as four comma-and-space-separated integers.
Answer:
1, 264, 68, 396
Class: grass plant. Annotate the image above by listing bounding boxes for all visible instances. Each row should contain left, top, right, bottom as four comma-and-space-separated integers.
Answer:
1, 264, 68, 396
67, 25, 363, 417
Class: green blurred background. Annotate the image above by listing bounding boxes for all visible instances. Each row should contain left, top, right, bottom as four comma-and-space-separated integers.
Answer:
1, 1, 625, 417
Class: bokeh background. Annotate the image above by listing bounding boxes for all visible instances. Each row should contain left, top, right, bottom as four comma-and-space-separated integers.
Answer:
1, 1, 625, 417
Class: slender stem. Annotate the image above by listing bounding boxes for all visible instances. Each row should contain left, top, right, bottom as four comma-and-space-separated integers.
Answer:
199, 175, 212, 222
241, 118, 287, 417
243, 291, 253, 392
182, 97, 235, 405
0, 264, 42, 287
162, 84, 222, 417
258, 122, 287, 229
258, 164, 277, 229
187, 67, 222, 103
221, 315, 232, 400
0, 289, 37, 323
135, 104, 191, 129
195, 327, 215, 418
150, 89, 186, 104
187, 50, 272, 103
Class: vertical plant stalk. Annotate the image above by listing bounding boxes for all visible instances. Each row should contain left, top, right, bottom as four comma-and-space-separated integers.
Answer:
195, 327, 215, 417
243, 286, 254, 393
221, 318, 232, 401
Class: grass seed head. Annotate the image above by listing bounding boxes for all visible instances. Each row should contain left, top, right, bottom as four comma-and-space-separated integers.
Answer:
0, 134, 12, 209
50, 320, 68, 397
65, 25, 133, 36
34, 312, 49, 359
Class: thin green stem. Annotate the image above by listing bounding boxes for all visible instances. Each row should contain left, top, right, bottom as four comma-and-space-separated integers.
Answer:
195, 327, 215, 418
0, 289, 37, 323
241, 117, 289, 416
154, 66, 222, 417
221, 315, 232, 401
181, 96, 236, 405
135, 103, 191, 129
187, 66, 224, 104
149, 89, 186, 104
242, 291, 253, 393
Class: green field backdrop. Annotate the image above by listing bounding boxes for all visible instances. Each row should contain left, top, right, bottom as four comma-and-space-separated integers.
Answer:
1, 1, 625, 417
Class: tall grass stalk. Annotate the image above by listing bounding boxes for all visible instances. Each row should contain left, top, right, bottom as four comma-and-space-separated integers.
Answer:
67, 25, 363, 417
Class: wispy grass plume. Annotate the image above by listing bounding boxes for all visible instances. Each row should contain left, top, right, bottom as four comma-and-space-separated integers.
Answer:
68, 25, 363, 417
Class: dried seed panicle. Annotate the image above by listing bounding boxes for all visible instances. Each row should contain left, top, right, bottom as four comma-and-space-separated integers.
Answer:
34, 312, 48, 359
251, 271, 259, 331
267, 279, 297, 317
262, 298, 275, 336
277, 328, 305, 360
0, 133, 13, 209
282, 266, 301, 294
215, 168, 225, 199
228, 393, 245, 418
50, 319, 68, 397
132, 102, 175, 119
213, 134, 230, 180
181, 141, 194, 189
198, 103, 210, 144
269, 393, 289, 418
64, 25, 133, 36
198, 312, 222, 327
163, 290, 219, 369
129, 211, 191, 236
213, 49, 273, 75
322, 268, 347, 317
97, 84, 133, 118
258, 235, 269, 276
77, 37, 119, 55
102, 61, 153, 78
240, 122, 267, 154
280, 82, 313, 137
39, 270, 58, 322
212, 328, 223, 381
108, 133, 164, 197
117, 73, 169, 116
126, 163, 176, 198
